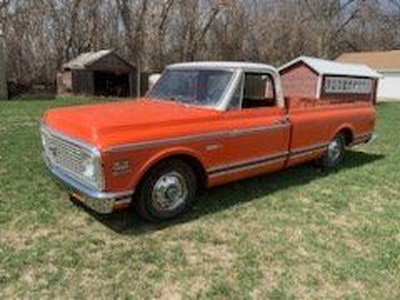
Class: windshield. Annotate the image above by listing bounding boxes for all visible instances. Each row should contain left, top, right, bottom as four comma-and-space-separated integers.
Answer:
147, 69, 233, 107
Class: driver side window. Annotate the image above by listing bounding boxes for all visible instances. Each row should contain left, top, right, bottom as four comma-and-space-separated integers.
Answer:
242, 73, 277, 109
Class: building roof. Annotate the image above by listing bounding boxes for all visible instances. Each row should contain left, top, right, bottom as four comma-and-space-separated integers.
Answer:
336, 50, 400, 72
63, 49, 134, 71
168, 61, 277, 73
279, 56, 382, 78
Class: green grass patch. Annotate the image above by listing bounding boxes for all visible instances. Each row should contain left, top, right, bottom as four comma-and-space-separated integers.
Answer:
1, 98, 400, 298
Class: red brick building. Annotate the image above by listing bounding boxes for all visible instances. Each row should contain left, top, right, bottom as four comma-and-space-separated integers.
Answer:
279, 56, 381, 103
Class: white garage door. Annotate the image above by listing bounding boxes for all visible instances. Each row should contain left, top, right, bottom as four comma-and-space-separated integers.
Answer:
378, 72, 400, 100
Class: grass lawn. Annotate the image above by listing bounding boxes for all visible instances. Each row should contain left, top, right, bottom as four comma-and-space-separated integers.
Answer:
1, 98, 399, 299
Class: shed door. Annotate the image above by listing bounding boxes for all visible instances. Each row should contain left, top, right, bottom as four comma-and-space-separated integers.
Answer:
94, 71, 130, 97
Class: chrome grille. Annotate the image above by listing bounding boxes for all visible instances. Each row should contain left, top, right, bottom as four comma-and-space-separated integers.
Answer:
42, 130, 88, 176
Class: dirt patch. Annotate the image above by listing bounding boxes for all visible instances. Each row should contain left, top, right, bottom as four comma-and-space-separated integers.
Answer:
156, 282, 182, 300
0, 227, 57, 250
180, 240, 235, 268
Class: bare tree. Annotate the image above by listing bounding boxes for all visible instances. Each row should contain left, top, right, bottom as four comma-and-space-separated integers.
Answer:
2, 0, 400, 95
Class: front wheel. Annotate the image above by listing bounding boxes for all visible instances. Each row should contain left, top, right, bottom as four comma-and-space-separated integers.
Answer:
318, 134, 346, 169
134, 160, 197, 222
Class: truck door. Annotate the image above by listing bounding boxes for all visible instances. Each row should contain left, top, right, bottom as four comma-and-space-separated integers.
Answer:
208, 71, 291, 184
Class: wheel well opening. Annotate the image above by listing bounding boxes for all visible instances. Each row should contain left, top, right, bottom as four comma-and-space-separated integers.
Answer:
340, 128, 354, 146
141, 155, 207, 192
172, 155, 207, 191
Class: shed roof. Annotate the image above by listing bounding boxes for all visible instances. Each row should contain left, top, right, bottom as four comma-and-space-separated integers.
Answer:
279, 56, 381, 78
336, 50, 400, 72
63, 49, 134, 71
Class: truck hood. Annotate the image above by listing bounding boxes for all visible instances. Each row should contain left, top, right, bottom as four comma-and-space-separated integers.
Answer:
42, 99, 221, 149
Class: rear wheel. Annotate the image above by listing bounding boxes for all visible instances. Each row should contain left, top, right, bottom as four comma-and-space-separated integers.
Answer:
135, 160, 197, 222
318, 134, 346, 169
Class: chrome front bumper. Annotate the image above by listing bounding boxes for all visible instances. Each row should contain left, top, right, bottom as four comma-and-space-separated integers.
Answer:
43, 154, 134, 214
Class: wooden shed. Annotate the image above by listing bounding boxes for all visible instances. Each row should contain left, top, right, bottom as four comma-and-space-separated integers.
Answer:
279, 56, 382, 104
58, 50, 137, 98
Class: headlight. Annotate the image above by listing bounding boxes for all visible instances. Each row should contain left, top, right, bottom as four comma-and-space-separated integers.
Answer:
83, 155, 96, 179
80, 152, 103, 190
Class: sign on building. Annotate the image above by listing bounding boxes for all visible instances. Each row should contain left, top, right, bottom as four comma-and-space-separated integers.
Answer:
324, 77, 373, 95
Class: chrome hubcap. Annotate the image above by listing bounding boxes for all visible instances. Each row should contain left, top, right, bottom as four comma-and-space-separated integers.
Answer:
152, 172, 189, 212
328, 139, 342, 162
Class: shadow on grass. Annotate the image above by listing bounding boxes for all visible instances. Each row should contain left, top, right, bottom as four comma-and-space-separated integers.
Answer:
81, 150, 384, 235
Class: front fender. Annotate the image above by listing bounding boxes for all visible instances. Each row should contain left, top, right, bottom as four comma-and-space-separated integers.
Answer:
129, 146, 207, 190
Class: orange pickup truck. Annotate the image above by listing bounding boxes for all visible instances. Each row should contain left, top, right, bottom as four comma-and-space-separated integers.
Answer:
41, 61, 377, 221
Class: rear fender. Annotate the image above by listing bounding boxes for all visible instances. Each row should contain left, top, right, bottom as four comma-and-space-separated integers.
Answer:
330, 123, 356, 145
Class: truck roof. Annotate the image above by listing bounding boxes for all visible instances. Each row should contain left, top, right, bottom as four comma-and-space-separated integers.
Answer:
168, 61, 277, 73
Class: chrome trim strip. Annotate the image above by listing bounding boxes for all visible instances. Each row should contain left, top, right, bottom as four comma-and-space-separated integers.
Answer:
107, 132, 227, 153
106, 124, 289, 153
208, 131, 375, 178
208, 141, 331, 178
290, 149, 325, 159
43, 153, 134, 213
208, 156, 287, 178
208, 151, 289, 175
290, 142, 330, 158
229, 124, 289, 137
